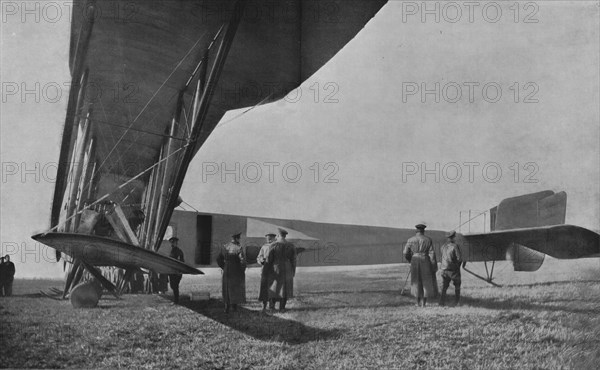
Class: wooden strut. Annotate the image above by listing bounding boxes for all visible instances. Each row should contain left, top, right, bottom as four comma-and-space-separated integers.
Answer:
57, 69, 89, 233
151, 95, 184, 246
80, 261, 121, 299
51, 8, 95, 229
139, 25, 221, 250
65, 110, 91, 232
62, 260, 81, 298
153, 0, 248, 252
51, 13, 93, 262
138, 23, 223, 250
73, 138, 96, 230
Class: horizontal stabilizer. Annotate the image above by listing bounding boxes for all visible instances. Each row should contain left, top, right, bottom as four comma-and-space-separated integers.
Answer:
493, 190, 566, 231
463, 224, 599, 259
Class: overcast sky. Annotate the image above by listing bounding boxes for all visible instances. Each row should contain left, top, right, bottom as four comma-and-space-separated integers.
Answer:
2, 1, 599, 278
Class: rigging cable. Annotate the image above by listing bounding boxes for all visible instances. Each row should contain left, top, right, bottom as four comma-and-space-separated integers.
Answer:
92, 32, 206, 176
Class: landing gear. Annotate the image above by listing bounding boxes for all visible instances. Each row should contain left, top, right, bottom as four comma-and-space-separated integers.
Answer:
462, 261, 502, 287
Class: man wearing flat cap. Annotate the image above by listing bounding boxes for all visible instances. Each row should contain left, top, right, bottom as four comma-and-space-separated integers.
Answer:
403, 224, 438, 307
217, 233, 247, 313
266, 228, 297, 311
168, 237, 185, 304
257, 233, 276, 311
439, 230, 463, 306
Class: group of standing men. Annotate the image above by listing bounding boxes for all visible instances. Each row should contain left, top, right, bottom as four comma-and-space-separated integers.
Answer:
168, 224, 459, 310
217, 228, 297, 313
403, 224, 463, 307
0, 255, 16, 297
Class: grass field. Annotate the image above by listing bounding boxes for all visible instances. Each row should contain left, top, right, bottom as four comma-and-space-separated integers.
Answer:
1, 259, 599, 369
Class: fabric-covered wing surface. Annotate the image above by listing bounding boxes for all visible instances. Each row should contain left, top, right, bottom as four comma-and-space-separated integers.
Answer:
48, 0, 388, 257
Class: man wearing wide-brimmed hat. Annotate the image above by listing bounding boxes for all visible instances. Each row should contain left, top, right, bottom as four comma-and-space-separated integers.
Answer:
217, 232, 247, 313
439, 230, 463, 306
403, 224, 438, 307
266, 228, 297, 312
256, 233, 277, 311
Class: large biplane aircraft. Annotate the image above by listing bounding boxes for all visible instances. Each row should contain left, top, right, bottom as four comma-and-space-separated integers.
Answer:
32, 0, 599, 306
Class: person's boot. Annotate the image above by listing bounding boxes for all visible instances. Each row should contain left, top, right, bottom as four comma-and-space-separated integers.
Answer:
416, 297, 421, 307
440, 290, 447, 306
269, 299, 276, 310
422, 298, 427, 307
455, 288, 461, 306
279, 299, 287, 312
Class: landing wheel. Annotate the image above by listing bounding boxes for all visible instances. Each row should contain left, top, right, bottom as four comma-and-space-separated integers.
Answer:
70, 281, 103, 308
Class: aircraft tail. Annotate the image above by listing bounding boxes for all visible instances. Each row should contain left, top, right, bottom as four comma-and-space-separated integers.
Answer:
490, 190, 567, 231
469, 190, 571, 272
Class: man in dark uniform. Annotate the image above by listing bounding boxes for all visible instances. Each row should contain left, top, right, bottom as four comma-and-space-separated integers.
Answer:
439, 230, 463, 306
257, 233, 276, 311
168, 237, 185, 304
0, 257, 5, 296
403, 224, 438, 307
266, 228, 297, 312
217, 233, 247, 313
0, 255, 15, 297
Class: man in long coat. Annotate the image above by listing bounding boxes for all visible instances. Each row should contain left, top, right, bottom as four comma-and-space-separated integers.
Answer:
256, 233, 276, 311
0, 257, 5, 296
266, 228, 297, 311
0, 255, 15, 297
403, 224, 438, 307
217, 233, 247, 313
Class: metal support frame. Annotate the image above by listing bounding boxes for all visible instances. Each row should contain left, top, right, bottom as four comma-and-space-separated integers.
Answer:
74, 137, 96, 230
153, 0, 248, 251
152, 93, 184, 245
51, 10, 95, 228
462, 261, 502, 287
80, 261, 120, 299
65, 110, 93, 232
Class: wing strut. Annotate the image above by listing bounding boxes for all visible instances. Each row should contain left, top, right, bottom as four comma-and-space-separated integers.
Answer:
51, 9, 95, 229
80, 261, 121, 299
153, 0, 249, 251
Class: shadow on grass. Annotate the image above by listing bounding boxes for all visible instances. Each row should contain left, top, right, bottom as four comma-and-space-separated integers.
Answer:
179, 298, 343, 344
293, 289, 417, 311
300, 289, 405, 295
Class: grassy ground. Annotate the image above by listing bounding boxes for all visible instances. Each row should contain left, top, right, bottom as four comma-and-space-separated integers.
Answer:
1, 259, 599, 369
